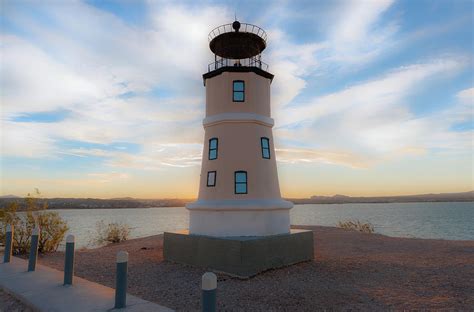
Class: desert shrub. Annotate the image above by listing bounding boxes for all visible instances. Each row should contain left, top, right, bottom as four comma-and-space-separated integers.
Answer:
35, 211, 69, 253
0, 191, 69, 254
337, 219, 375, 234
95, 220, 130, 245
0, 202, 20, 247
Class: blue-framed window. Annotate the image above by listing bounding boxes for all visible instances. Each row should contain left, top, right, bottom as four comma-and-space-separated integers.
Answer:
207, 171, 216, 187
261, 137, 270, 159
234, 171, 247, 194
233, 80, 245, 102
209, 138, 218, 160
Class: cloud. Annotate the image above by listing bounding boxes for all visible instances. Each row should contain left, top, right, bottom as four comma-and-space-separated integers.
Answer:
456, 87, 474, 103
279, 58, 464, 125
88, 172, 129, 183
263, 0, 399, 113
276, 148, 371, 169
1, 35, 104, 115
267, 29, 326, 109
105, 143, 202, 170
1, 120, 58, 158
331, 0, 394, 43
273, 57, 470, 167
327, 0, 397, 65
1, 2, 226, 160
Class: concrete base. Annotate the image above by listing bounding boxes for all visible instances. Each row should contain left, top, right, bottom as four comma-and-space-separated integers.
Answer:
188, 209, 290, 236
163, 229, 314, 278
187, 199, 293, 236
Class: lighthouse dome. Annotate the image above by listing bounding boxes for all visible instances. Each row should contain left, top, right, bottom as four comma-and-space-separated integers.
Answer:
208, 21, 267, 59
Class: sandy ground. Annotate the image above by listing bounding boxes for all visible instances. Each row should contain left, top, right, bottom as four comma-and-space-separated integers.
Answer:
0, 289, 32, 312
8, 226, 474, 311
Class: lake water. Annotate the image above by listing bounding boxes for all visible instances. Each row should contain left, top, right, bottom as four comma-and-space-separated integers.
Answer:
51, 202, 473, 248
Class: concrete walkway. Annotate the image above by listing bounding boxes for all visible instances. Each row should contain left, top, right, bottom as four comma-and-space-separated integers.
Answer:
0, 257, 174, 312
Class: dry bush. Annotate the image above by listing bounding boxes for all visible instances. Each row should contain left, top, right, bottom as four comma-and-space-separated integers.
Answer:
94, 220, 130, 245
0, 202, 19, 247
337, 219, 375, 234
0, 191, 69, 254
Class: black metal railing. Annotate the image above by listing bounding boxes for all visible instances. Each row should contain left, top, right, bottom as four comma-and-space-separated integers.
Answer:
208, 23, 267, 43
208, 57, 269, 72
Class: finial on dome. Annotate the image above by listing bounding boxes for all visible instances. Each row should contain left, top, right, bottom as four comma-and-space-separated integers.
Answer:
232, 20, 241, 32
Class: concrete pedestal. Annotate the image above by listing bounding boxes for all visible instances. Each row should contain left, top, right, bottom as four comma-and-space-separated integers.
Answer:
163, 229, 314, 278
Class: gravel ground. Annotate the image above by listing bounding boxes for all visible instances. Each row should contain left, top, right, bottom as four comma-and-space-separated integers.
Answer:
0, 289, 32, 312
34, 225, 474, 311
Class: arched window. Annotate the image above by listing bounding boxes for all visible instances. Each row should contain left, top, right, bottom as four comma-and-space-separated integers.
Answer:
209, 138, 218, 160
261, 137, 270, 159
234, 171, 247, 194
233, 80, 245, 102
207, 171, 216, 187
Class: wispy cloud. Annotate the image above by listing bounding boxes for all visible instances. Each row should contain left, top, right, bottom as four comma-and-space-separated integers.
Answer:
327, 0, 397, 64
266, 0, 399, 113
106, 143, 202, 170
88, 172, 129, 183
456, 87, 474, 103
276, 148, 371, 169
1, 2, 229, 155
274, 57, 470, 167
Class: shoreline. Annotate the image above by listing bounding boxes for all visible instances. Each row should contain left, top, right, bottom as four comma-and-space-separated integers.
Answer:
27, 225, 474, 310
0, 200, 472, 212
1, 198, 472, 211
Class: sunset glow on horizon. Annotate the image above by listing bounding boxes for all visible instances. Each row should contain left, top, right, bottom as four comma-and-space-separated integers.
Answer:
1, 0, 473, 199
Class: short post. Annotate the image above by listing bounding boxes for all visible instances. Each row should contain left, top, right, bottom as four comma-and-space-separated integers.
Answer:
3, 224, 13, 263
28, 226, 40, 272
114, 251, 128, 309
63, 234, 75, 285
201, 272, 217, 312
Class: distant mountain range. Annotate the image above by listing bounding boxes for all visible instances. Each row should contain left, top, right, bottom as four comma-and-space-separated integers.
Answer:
0, 195, 22, 199
0, 191, 472, 210
288, 191, 474, 204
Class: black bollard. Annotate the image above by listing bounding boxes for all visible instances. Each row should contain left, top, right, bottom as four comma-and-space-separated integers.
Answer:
114, 251, 128, 309
3, 224, 13, 263
201, 272, 217, 312
63, 234, 75, 285
28, 226, 40, 272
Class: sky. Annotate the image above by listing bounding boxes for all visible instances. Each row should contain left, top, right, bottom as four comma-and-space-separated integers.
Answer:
0, 0, 473, 199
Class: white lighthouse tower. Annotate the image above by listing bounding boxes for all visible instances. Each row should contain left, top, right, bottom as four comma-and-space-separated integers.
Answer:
186, 20, 293, 237
164, 21, 313, 277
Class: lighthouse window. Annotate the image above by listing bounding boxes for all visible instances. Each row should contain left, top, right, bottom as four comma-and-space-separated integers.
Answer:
233, 80, 245, 102
209, 138, 218, 160
234, 171, 247, 194
261, 137, 271, 159
207, 171, 216, 187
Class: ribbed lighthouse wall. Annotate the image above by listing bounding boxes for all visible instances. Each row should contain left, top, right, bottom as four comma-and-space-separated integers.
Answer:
198, 122, 281, 200
187, 69, 292, 236
196, 71, 281, 201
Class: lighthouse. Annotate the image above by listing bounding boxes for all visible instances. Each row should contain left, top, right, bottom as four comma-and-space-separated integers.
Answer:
186, 20, 293, 237
164, 21, 313, 277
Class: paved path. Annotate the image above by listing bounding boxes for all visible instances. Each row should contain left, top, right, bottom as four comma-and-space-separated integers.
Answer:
0, 257, 173, 312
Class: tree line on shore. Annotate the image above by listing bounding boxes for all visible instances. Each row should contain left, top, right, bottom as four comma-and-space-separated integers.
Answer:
0, 191, 472, 211
0, 197, 190, 210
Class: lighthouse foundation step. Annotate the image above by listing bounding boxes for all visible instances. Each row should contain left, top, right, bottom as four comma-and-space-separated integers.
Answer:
163, 229, 314, 278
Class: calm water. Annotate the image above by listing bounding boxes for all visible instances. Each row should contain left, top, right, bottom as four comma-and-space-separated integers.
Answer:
51, 202, 473, 248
